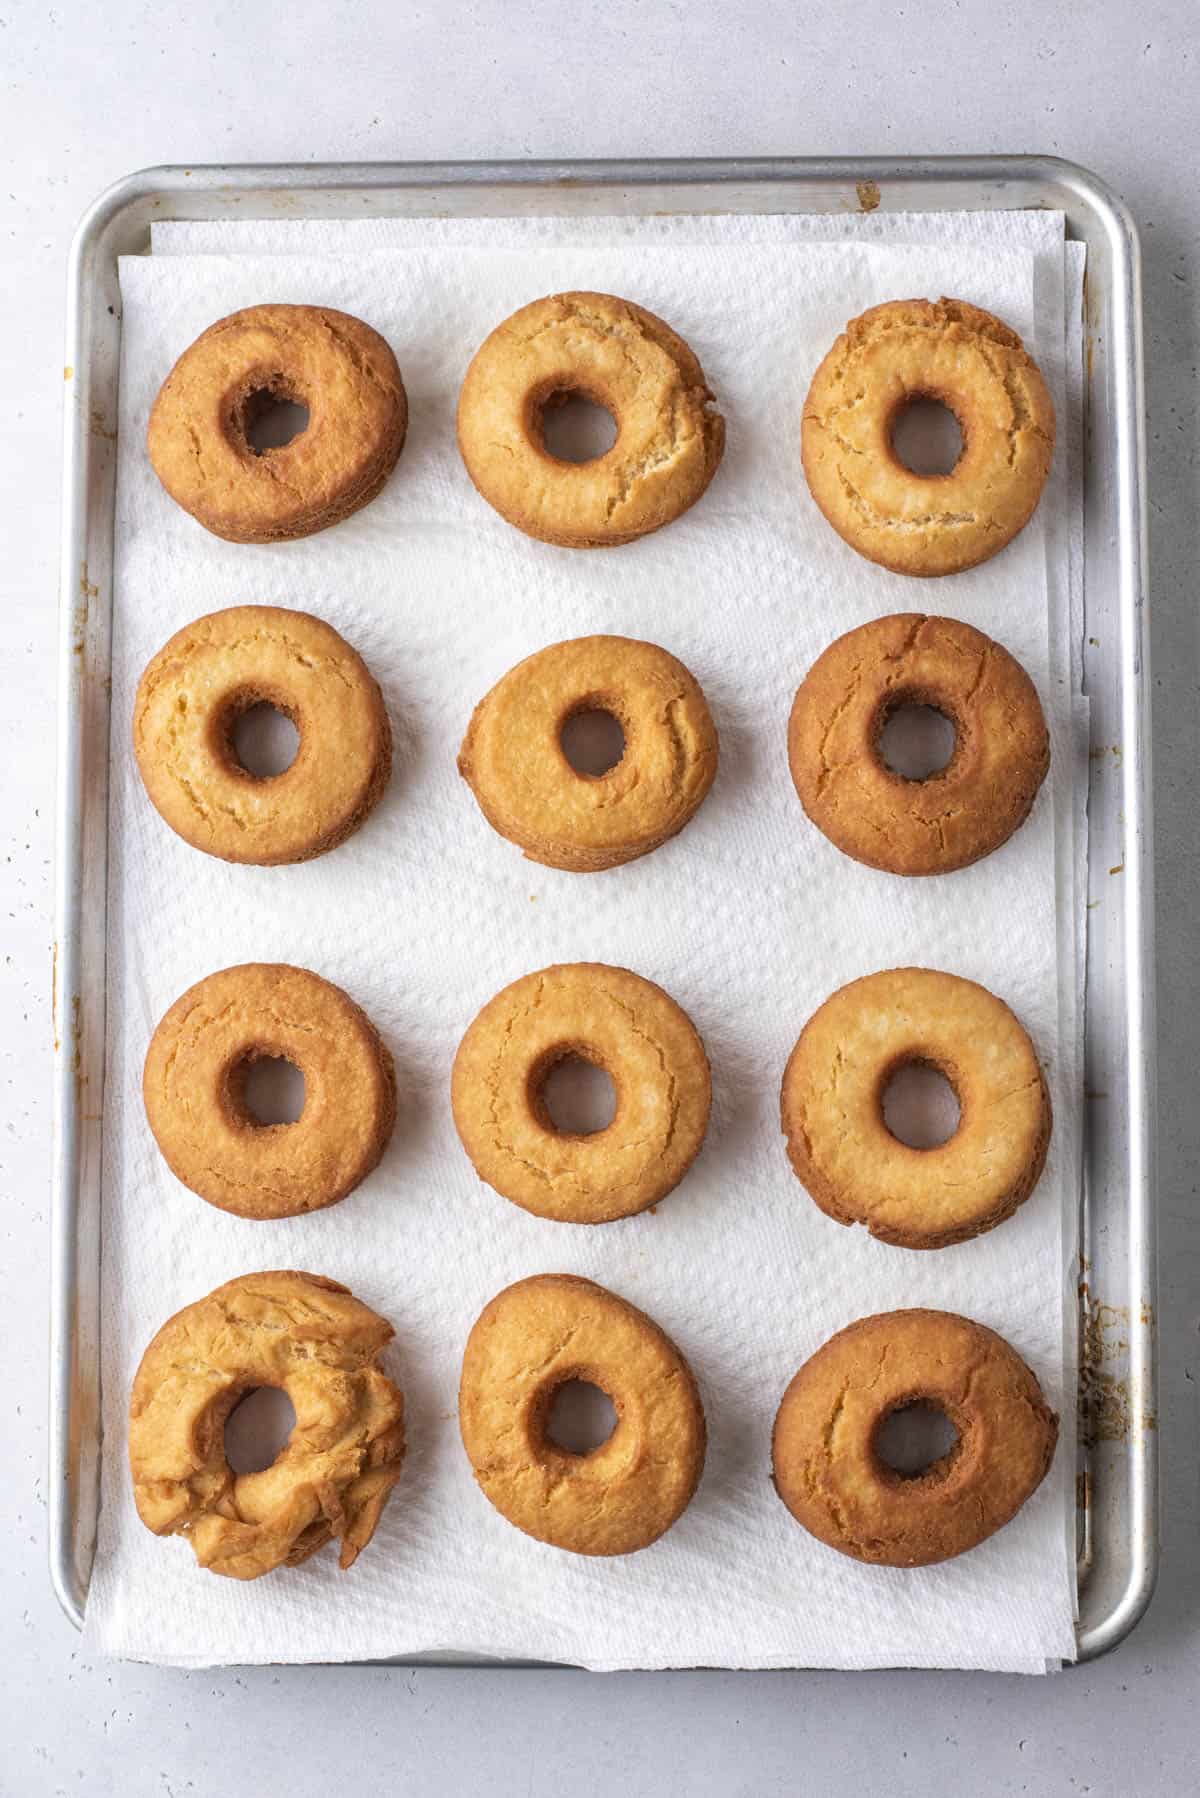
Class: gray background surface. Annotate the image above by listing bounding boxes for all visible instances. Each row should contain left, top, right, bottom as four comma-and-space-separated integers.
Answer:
2, 1, 1196, 1791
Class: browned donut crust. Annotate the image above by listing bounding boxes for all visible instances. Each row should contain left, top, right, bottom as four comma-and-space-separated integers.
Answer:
772, 1308, 1058, 1566
130, 1271, 405, 1580
780, 967, 1051, 1250
788, 613, 1050, 875
144, 963, 396, 1220
801, 298, 1055, 576
133, 606, 392, 866
458, 635, 718, 872
459, 1274, 706, 1555
456, 291, 724, 547
148, 304, 407, 543
451, 963, 711, 1224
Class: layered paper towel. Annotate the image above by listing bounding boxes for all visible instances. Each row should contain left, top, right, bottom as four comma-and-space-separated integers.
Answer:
85, 210, 1084, 1670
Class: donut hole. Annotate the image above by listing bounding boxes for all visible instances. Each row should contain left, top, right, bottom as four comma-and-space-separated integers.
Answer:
560, 707, 626, 777
878, 701, 957, 781
537, 1052, 618, 1136
539, 388, 619, 464
874, 1400, 960, 1480
224, 1386, 297, 1475
241, 384, 310, 455
890, 394, 964, 477
240, 1054, 307, 1127
882, 1058, 961, 1150
230, 701, 301, 778
545, 1379, 618, 1457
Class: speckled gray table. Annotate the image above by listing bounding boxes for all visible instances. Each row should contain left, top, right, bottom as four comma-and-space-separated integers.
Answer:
3, 2, 1197, 1791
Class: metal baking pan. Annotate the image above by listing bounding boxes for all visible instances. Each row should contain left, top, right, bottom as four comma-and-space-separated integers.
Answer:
52, 156, 1155, 1663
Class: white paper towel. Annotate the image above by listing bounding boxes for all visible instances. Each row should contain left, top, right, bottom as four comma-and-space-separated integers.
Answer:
86, 215, 1084, 1671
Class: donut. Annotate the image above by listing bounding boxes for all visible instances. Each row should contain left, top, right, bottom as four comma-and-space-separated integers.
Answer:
780, 967, 1050, 1249
456, 291, 724, 547
458, 1274, 706, 1555
147, 303, 407, 542
771, 1309, 1058, 1566
801, 298, 1055, 576
130, 1271, 405, 1580
451, 963, 711, 1224
133, 605, 392, 866
144, 963, 396, 1220
787, 613, 1049, 875
458, 635, 718, 872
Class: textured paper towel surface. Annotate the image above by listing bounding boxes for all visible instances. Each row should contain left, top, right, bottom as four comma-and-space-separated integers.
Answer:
88, 224, 1080, 1671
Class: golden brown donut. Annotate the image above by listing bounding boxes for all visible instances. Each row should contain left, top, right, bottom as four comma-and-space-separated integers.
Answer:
458, 635, 718, 872
144, 963, 396, 1221
780, 967, 1050, 1249
788, 613, 1049, 875
130, 1271, 405, 1580
148, 303, 407, 542
133, 605, 392, 866
459, 1274, 706, 1555
451, 963, 711, 1224
772, 1308, 1058, 1566
456, 291, 724, 547
801, 298, 1055, 576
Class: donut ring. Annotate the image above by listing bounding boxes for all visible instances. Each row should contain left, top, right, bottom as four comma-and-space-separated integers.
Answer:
801, 298, 1055, 576
456, 291, 724, 547
130, 1272, 405, 1580
788, 613, 1049, 875
780, 967, 1050, 1249
772, 1309, 1058, 1566
451, 963, 711, 1224
144, 963, 396, 1220
458, 635, 718, 872
133, 606, 392, 866
459, 1274, 706, 1555
148, 304, 407, 543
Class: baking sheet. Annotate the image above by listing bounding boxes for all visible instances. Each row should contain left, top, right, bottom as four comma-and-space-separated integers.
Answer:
81, 222, 1082, 1670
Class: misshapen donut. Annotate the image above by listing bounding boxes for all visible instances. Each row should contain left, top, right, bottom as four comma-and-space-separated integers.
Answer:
133, 606, 392, 866
144, 963, 396, 1220
458, 635, 718, 872
457, 291, 724, 546
802, 298, 1055, 576
451, 963, 711, 1224
772, 1309, 1058, 1566
130, 1272, 405, 1580
788, 613, 1049, 875
148, 304, 407, 542
780, 967, 1050, 1249
459, 1274, 706, 1555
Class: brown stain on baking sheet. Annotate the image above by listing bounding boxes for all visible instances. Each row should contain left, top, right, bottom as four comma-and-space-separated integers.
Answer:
1078, 1282, 1156, 1447
856, 180, 881, 213
74, 563, 98, 659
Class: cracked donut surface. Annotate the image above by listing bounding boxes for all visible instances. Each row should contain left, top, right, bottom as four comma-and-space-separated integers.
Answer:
780, 967, 1050, 1250
456, 291, 724, 546
130, 1271, 405, 1580
772, 1308, 1057, 1566
788, 613, 1049, 875
134, 605, 392, 866
458, 635, 718, 872
801, 297, 1054, 576
451, 962, 711, 1224
459, 1274, 706, 1554
144, 962, 396, 1220
148, 303, 407, 542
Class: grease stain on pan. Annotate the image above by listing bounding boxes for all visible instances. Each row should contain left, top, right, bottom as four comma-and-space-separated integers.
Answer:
1078, 1280, 1156, 1447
